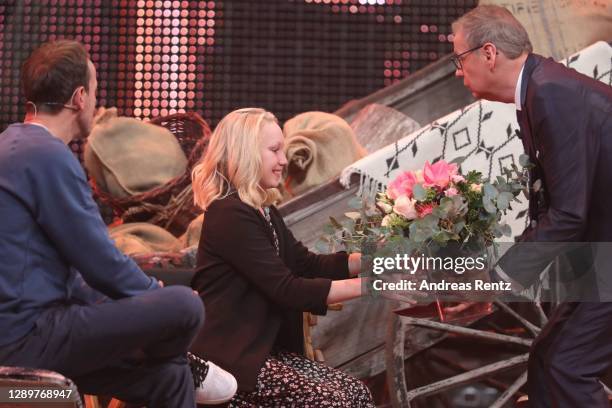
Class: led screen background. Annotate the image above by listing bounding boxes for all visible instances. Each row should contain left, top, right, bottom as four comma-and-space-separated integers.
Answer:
0, 0, 476, 130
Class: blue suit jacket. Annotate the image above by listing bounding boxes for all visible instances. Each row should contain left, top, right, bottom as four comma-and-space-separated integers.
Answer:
500, 53, 612, 287
517, 53, 612, 242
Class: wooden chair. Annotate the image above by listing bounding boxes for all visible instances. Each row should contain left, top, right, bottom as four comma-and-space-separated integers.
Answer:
303, 303, 344, 362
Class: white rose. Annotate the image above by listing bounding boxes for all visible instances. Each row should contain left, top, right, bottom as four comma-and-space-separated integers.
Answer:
470, 183, 482, 193
381, 215, 391, 227
393, 195, 418, 220
378, 201, 393, 214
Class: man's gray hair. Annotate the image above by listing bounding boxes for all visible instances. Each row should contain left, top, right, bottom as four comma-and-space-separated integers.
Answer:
452, 5, 532, 59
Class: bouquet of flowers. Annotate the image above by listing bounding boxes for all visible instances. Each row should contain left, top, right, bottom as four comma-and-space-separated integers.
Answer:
379, 159, 522, 248
318, 156, 529, 255
318, 157, 529, 318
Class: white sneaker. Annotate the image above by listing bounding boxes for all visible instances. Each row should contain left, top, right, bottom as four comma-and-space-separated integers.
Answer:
188, 352, 238, 405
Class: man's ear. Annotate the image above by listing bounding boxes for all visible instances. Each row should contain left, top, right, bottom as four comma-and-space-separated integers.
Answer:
72, 86, 87, 111
483, 42, 497, 69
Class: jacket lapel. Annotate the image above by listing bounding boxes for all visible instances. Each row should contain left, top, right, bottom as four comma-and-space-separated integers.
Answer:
517, 54, 539, 161
517, 54, 545, 224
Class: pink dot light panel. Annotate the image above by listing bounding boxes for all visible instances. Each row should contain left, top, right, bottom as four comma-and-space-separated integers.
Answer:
0, 0, 475, 130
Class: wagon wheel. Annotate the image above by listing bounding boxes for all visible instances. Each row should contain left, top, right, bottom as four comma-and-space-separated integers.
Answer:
384, 299, 549, 408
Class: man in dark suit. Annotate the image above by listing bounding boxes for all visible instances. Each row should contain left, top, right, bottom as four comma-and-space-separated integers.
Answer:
451, 5, 612, 407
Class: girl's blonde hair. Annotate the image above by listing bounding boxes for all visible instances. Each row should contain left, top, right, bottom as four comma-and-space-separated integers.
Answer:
192, 107, 279, 210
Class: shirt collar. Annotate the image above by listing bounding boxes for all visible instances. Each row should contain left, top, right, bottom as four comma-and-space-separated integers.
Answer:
23, 121, 51, 133
515, 63, 526, 111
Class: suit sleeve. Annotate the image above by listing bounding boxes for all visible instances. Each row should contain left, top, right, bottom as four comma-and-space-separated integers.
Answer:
205, 200, 331, 314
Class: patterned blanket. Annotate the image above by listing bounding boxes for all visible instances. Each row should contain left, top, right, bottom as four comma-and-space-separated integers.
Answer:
340, 41, 612, 240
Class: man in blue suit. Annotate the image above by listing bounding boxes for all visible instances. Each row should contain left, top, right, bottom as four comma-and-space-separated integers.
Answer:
452, 5, 612, 407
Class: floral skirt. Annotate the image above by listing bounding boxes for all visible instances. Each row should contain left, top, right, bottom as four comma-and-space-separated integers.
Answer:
229, 351, 375, 407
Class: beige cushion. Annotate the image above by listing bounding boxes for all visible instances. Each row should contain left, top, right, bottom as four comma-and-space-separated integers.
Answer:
179, 213, 205, 249
109, 222, 183, 255
282, 111, 366, 198
84, 115, 187, 198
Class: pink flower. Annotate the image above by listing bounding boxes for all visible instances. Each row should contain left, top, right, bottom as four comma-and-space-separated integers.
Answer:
451, 174, 465, 184
423, 160, 458, 189
387, 171, 418, 200
417, 202, 435, 218
393, 195, 418, 220
445, 187, 459, 197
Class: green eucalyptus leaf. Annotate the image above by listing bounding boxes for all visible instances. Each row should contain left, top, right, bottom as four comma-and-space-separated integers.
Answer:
519, 154, 531, 167
432, 206, 446, 218
422, 214, 440, 228
483, 197, 497, 214
432, 199, 450, 218
409, 218, 437, 242
341, 219, 355, 230
411, 230, 428, 243
322, 223, 336, 235
433, 230, 450, 243
492, 225, 504, 237
348, 196, 363, 210
369, 228, 381, 236
412, 184, 427, 201
478, 211, 492, 221
496, 192, 512, 211
483, 183, 499, 198
500, 223, 512, 236
439, 197, 453, 211
452, 195, 468, 214
496, 198, 509, 211
453, 221, 466, 233
314, 240, 331, 254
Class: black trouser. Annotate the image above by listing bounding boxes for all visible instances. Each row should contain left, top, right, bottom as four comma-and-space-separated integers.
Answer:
0, 286, 204, 408
528, 302, 612, 407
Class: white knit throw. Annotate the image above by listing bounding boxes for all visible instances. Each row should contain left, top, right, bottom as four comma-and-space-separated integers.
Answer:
340, 41, 612, 240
